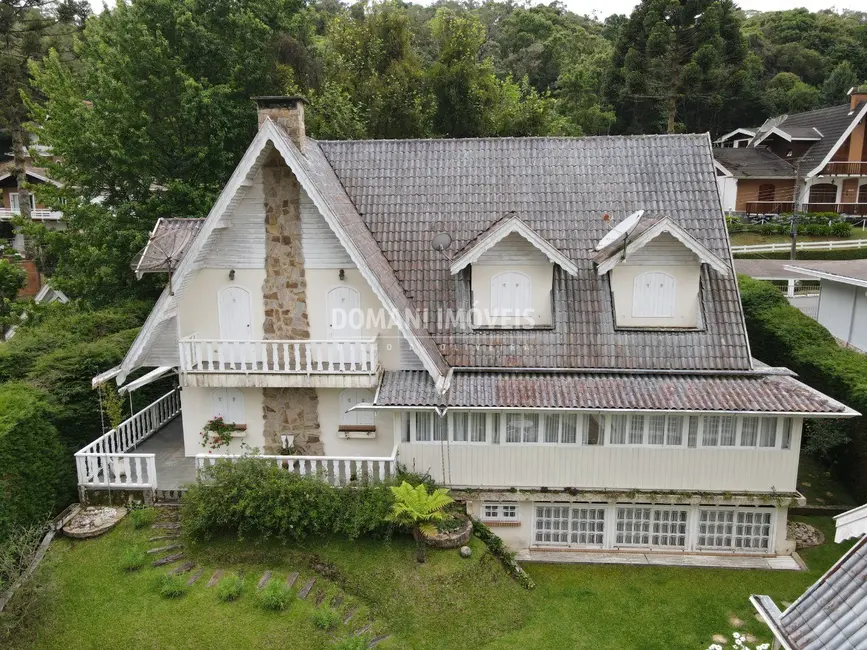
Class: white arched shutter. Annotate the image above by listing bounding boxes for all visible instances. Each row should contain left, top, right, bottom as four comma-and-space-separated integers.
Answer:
491, 272, 531, 318
212, 388, 244, 424
633, 272, 676, 318
339, 389, 375, 427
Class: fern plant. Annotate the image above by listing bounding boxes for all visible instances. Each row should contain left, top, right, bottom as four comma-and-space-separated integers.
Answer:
386, 481, 453, 563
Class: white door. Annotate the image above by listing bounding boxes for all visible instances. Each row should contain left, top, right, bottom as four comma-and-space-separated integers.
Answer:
327, 286, 361, 367
218, 286, 253, 366
339, 389, 375, 427
491, 272, 531, 319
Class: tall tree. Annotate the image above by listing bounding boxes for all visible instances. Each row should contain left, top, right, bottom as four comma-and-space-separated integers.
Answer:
606, 0, 751, 135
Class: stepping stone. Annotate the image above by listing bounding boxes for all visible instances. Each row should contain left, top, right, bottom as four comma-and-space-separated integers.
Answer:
258, 571, 271, 590
148, 534, 179, 542
285, 572, 298, 588
187, 568, 204, 586
152, 522, 180, 529
369, 635, 390, 648
169, 561, 196, 576
152, 552, 184, 567
354, 623, 372, 637
297, 578, 315, 599
147, 544, 181, 555
343, 606, 358, 624
314, 590, 326, 606
207, 570, 225, 587
330, 594, 343, 608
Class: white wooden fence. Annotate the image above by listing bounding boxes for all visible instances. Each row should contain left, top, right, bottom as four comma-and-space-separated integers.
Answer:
196, 444, 399, 487
731, 238, 867, 254
75, 387, 181, 489
0, 208, 62, 221
179, 336, 379, 375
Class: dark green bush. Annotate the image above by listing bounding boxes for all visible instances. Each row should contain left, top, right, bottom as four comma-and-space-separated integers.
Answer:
739, 276, 867, 498
736, 247, 867, 261
831, 221, 853, 237
181, 457, 395, 542
0, 384, 66, 542
129, 507, 157, 529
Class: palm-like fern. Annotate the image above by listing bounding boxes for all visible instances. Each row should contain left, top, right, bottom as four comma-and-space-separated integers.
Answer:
387, 481, 454, 562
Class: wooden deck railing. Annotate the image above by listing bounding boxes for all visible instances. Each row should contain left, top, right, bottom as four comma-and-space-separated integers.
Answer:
744, 201, 795, 215
196, 445, 399, 487
179, 336, 379, 375
821, 161, 867, 175
75, 387, 181, 489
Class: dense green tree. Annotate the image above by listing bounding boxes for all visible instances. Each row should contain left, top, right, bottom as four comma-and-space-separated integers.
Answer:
823, 61, 859, 106
766, 71, 821, 114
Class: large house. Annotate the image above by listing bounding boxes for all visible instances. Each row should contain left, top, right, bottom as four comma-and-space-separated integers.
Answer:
83, 96, 858, 558
714, 87, 867, 216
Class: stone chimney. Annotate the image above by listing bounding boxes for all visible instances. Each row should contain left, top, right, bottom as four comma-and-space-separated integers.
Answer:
253, 96, 306, 150
849, 86, 867, 111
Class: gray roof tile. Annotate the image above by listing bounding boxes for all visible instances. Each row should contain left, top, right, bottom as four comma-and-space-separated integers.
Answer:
319, 134, 752, 371
713, 147, 795, 178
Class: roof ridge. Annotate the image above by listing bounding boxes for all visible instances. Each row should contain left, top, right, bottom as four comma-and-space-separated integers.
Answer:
314, 133, 709, 145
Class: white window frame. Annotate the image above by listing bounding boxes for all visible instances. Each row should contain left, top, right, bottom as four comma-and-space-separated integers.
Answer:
613, 505, 689, 550
696, 507, 775, 554
482, 503, 519, 524
8, 192, 36, 214
606, 413, 687, 447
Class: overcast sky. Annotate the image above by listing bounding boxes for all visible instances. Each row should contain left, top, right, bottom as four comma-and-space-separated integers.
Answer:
88, 0, 863, 20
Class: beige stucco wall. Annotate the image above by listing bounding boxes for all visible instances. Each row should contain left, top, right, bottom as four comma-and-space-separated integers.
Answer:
317, 388, 396, 457
180, 386, 265, 456
178, 268, 267, 340
471, 264, 553, 327
305, 268, 401, 370
610, 264, 701, 328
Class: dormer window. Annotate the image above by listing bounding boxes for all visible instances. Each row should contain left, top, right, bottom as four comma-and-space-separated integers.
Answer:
450, 215, 577, 329
594, 216, 729, 330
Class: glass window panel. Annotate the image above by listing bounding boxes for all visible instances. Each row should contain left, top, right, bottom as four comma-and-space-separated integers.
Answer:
648, 415, 666, 445
543, 414, 561, 443
703, 416, 720, 446
415, 412, 431, 442
491, 413, 500, 444
651, 508, 688, 547
688, 416, 699, 448
483, 504, 499, 520
470, 413, 486, 443
505, 414, 539, 443
720, 416, 736, 446
781, 418, 792, 450
698, 509, 735, 549
452, 412, 468, 442
610, 415, 628, 444
629, 414, 645, 444
433, 415, 448, 441
759, 418, 777, 448
586, 414, 603, 445
534, 506, 570, 544
740, 417, 758, 447
734, 511, 772, 550
401, 412, 410, 443
561, 415, 578, 444
570, 507, 606, 547
615, 507, 652, 546
501, 505, 518, 520
665, 416, 683, 445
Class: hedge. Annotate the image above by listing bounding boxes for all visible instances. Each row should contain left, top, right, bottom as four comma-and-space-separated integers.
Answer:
735, 247, 867, 261
739, 276, 867, 499
0, 383, 67, 542
728, 221, 851, 238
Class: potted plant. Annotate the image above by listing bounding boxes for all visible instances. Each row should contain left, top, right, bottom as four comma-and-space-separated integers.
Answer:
200, 417, 240, 452
386, 481, 454, 563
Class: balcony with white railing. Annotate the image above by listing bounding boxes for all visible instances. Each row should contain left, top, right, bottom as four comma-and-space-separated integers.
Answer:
178, 335, 380, 388
0, 208, 63, 221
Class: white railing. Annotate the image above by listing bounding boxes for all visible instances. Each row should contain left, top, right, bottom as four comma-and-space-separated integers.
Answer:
0, 208, 62, 221
731, 238, 867, 254
196, 444, 398, 487
179, 336, 379, 375
75, 387, 181, 489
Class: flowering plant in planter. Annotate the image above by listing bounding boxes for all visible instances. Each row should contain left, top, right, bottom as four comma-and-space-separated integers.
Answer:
201, 417, 238, 451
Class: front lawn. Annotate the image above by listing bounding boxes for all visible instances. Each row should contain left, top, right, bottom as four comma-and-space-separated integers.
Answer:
9, 515, 855, 650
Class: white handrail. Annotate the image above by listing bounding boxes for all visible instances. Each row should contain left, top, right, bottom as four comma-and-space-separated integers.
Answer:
75, 387, 180, 488
178, 337, 379, 375
0, 208, 63, 220
732, 238, 867, 254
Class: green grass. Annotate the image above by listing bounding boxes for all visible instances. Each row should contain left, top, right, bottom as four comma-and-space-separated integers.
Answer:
10, 516, 855, 650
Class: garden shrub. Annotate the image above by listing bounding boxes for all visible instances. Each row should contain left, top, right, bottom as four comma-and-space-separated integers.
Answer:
119, 546, 147, 572
739, 276, 867, 498
129, 507, 157, 530
181, 457, 395, 542
158, 574, 188, 598
259, 580, 291, 611
0, 384, 66, 542
312, 606, 341, 631
216, 573, 244, 602
472, 519, 535, 590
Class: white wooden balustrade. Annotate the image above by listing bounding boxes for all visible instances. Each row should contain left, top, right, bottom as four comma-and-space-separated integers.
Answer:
0, 208, 63, 220
75, 387, 181, 489
179, 336, 379, 375
195, 445, 398, 487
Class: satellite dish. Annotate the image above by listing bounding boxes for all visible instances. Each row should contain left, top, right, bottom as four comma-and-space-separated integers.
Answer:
431, 232, 453, 252
594, 210, 644, 251
130, 220, 201, 294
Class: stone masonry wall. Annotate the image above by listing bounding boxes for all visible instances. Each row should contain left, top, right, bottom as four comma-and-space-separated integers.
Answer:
261, 149, 323, 455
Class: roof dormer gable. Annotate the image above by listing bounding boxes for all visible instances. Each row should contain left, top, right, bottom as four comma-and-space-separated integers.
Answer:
450, 215, 578, 276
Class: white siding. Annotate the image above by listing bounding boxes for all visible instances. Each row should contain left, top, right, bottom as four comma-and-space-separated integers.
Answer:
202, 172, 266, 268
476, 232, 551, 265
301, 190, 354, 269
625, 233, 699, 265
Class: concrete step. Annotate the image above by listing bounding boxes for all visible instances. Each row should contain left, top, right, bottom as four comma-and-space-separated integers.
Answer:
297, 578, 315, 599
207, 570, 224, 587
257, 571, 272, 590
186, 568, 204, 586
286, 572, 299, 588
169, 561, 196, 576
152, 553, 184, 567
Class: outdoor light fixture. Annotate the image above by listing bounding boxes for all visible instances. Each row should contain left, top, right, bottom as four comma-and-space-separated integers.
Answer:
229, 269, 235, 281
339, 269, 345, 281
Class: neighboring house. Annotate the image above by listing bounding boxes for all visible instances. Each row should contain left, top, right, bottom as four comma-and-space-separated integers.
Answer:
0, 163, 65, 251
714, 87, 867, 216
751, 534, 867, 649
84, 96, 858, 558
786, 261, 867, 353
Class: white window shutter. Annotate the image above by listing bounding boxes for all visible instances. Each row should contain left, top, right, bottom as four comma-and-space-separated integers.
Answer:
491, 271, 531, 318
632, 271, 676, 318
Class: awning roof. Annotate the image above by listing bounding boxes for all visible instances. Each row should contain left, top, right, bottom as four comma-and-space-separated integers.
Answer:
835, 503, 867, 543
119, 366, 174, 395
373, 370, 858, 415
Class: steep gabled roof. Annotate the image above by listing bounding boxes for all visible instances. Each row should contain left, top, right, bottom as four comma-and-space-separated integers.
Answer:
450, 214, 578, 276
319, 134, 752, 371
713, 147, 795, 178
